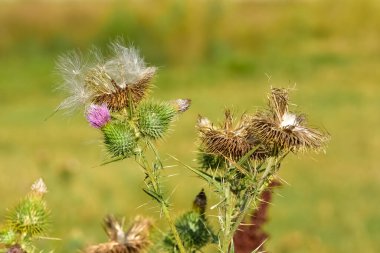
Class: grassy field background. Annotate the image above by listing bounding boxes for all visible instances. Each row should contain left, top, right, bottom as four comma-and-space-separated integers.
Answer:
1, 0, 380, 252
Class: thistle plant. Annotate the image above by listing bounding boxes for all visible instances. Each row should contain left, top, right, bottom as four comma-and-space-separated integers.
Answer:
56, 40, 191, 253
180, 87, 330, 252
56, 40, 330, 252
0, 179, 51, 253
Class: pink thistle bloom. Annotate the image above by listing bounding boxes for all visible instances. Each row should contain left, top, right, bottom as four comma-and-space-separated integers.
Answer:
86, 104, 111, 128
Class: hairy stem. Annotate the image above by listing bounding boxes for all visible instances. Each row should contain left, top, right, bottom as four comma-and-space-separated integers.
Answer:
138, 152, 186, 253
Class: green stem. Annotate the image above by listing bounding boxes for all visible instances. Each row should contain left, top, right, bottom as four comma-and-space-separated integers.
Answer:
220, 185, 234, 253
161, 203, 187, 253
139, 153, 186, 253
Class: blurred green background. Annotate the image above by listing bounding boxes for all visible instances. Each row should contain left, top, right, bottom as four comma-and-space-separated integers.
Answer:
1, 0, 380, 252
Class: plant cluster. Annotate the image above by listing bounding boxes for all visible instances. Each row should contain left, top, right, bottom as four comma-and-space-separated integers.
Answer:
0, 179, 51, 253
51, 40, 330, 253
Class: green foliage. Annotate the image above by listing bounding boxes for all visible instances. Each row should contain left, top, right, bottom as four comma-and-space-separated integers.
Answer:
0, 180, 51, 253
137, 101, 177, 140
102, 121, 138, 158
162, 211, 216, 253
198, 150, 226, 170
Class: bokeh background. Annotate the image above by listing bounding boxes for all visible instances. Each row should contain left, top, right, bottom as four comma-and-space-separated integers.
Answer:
1, 0, 380, 252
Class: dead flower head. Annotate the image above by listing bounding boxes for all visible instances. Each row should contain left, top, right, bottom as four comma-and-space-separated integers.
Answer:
197, 110, 269, 161
57, 40, 156, 112
84, 215, 152, 253
249, 88, 330, 153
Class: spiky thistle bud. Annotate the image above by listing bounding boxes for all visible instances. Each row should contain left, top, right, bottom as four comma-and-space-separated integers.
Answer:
162, 191, 216, 252
136, 101, 177, 140
4, 179, 50, 241
102, 122, 139, 158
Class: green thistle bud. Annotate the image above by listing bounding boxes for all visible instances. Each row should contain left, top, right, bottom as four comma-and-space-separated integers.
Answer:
102, 122, 138, 158
162, 211, 216, 252
162, 190, 216, 252
7, 196, 50, 237
136, 101, 177, 140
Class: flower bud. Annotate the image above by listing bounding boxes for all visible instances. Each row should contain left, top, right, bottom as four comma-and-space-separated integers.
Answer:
86, 104, 111, 129
137, 101, 177, 140
102, 122, 138, 158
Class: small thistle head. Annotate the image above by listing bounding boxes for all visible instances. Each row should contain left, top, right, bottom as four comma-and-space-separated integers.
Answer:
102, 121, 139, 158
171, 99, 191, 113
136, 101, 177, 140
197, 110, 269, 161
249, 88, 330, 153
86, 104, 111, 128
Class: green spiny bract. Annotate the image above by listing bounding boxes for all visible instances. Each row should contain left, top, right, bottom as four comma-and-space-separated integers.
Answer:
162, 211, 216, 253
6, 196, 50, 238
136, 101, 177, 140
197, 150, 226, 170
102, 121, 139, 158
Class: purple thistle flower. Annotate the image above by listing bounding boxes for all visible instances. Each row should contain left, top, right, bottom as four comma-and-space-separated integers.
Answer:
86, 104, 111, 128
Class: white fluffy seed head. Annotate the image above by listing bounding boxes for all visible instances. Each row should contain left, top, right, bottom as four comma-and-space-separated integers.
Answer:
56, 41, 156, 112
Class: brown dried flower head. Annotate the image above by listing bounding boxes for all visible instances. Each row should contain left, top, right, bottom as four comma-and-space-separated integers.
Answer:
249, 88, 330, 153
85, 215, 152, 253
197, 110, 268, 161
57, 41, 156, 112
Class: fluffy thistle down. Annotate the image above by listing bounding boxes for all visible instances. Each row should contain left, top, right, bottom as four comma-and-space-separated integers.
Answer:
197, 110, 269, 162
57, 41, 156, 112
84, 216, 152, 253
248, 88, 330, 153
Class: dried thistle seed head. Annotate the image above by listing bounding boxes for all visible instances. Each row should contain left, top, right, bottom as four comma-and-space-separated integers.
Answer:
124, 216, 152, 251
136, 101, 177, 140
249, 88, 330, 153
102, 122, 138, 158
198, 110, 269, 161
103, 215, 125, 242
86, 216, 152, 253
57, 41, 156, 112
268, 87, 289, 119
84, 242, 127, 253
